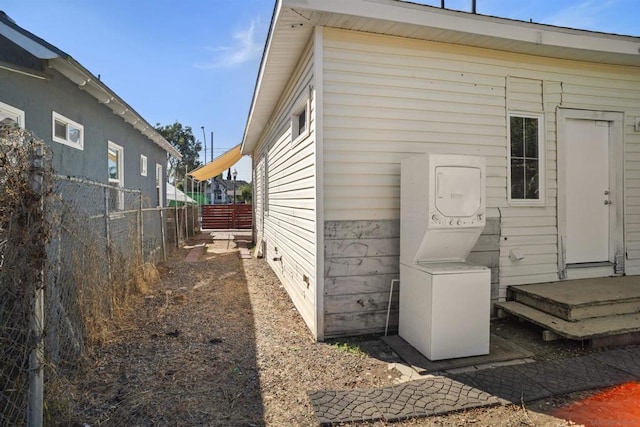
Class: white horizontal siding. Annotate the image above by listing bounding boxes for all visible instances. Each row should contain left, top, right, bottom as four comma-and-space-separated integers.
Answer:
321, 27, 640, 289
323, 30, 508, 221
254, 37, 318, 334
254, 156, 265, 240
499, 77, 559, 289
625, 106, 640, 265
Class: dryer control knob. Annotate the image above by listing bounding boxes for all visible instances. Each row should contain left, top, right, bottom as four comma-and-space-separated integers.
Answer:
432, 214, 439, 221
456, 220, 462, 225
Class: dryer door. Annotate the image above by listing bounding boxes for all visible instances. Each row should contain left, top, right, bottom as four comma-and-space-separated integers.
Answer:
435, 166, 482, 218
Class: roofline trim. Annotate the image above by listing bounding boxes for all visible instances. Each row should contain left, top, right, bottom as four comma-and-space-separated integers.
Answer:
240, 0, 282, 155
287, 0, 640, 54
0, 13, 64, 59
51, 58, 182, 159
240, 0, 640, 155
0, 15, 181, 159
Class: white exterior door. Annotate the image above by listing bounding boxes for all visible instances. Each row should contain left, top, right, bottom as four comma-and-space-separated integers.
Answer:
564, 119, 611, 264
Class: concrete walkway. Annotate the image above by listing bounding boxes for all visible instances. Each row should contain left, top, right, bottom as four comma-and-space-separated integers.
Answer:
308, 346, 640, 424
184, 230, 253, 262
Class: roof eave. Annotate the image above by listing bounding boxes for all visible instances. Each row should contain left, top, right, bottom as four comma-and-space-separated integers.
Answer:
241, 0, 282, 156
50, 57, 182, 159
0, 14, 181, 160
0, 13, 64, 59
241, 0, 640, 155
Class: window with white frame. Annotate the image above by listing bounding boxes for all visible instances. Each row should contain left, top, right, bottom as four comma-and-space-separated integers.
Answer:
52, 111, 84, 150
108, 141, 124, 210
291, 95, 310, 145
0, 101, 25, 128
156, 163, 163, 207
508, 112, 545, 203
140, 155, 148, 176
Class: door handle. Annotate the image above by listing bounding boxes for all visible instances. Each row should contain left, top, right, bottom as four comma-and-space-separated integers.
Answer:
604, 200, 612, 205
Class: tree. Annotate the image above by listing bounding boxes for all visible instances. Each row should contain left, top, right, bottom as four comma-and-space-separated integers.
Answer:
239, 183, 252, 203
155, 122, 202, 189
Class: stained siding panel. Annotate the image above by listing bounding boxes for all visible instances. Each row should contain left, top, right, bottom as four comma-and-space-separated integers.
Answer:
323, 219, 400, 338
323, 217, 500, 337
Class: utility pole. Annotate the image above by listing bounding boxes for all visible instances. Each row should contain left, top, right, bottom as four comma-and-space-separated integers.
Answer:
201, 126, 207, 164
200, 126, 208, 204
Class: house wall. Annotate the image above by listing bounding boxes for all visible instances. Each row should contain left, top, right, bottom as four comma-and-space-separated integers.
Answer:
324, 219, 400, 337
0, 67, 167, 207
253, 38, 319, 335
321, 27, 640, 337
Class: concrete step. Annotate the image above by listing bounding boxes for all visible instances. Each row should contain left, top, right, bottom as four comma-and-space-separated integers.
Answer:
495, 301, 640, 341
509, 278, 640, 321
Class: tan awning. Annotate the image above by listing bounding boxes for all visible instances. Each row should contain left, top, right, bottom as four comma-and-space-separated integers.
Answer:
188, 144, 242, 181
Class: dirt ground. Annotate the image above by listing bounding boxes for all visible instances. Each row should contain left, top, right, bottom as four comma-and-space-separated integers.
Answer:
57, 235, 603, 426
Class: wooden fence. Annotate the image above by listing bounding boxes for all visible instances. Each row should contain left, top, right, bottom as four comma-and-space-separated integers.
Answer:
201, 204, 252, 230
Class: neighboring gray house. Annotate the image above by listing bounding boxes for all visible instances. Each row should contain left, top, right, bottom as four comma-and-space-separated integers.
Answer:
241, 0, 640, 341
0, 11, 181, 208
210, 177, 250, 204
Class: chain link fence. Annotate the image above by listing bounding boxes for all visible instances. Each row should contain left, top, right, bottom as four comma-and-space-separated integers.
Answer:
0, 125, 198, 426
0, 126, 52, 427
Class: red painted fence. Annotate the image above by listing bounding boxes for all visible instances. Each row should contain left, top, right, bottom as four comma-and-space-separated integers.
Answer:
201, 204, 252, 230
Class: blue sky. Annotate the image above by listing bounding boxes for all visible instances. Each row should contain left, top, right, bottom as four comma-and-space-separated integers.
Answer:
2, 0, 638, 182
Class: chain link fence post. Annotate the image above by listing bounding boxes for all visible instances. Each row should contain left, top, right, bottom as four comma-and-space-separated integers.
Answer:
103, 187, 114, 319
139, 192, 144, 261
27, 144, 45, 427
160, 207, 167, 262
0, 128, 53, 426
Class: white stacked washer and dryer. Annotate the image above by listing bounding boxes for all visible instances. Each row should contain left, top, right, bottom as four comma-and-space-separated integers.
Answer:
399, 153, 491, 361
